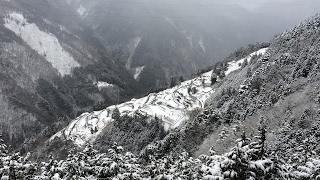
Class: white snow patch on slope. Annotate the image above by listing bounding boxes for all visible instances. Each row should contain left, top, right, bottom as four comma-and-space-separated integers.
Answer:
199, 35, 206, 52
225, 48, 268, 76
134, 66, 144, 80
186, 34, 194, 48
95, 81, 114, 90
50, 71, 215, 146
77, 5, 86, 16
126, 36, 141, 69
4, 12, 79, 75
164, 17, 179, 29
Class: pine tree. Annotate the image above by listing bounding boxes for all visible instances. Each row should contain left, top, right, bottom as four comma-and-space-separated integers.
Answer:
0, 135, 9, 178
250, 125, 266, 160
112, 108, 121, 121
0, 135, 8, 157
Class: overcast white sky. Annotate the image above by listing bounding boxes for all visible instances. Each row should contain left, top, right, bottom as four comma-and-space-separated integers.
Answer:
222, 0, 319, 21
148, 0, 320, 24
181, 0, 320, 29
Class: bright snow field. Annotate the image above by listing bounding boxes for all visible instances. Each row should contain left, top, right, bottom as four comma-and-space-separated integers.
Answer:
4, 12, 80, 75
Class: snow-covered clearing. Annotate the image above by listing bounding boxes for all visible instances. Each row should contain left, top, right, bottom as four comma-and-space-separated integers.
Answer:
124, 36, 144, 79
126, 36, 141, 69
134, 66, 144, 80
95, 81, 114, 91
199, 35, 206, 52
77, 5, 86, 16
225, 48, 268, 76
4, 12, 79, 75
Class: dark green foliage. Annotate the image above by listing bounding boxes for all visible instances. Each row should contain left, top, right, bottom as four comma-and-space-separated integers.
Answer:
36, 78, 74, 118
246, 67, 253, 78
241, 58, 248, 68
211, 72, 218, 84
250, 76, 263, 92
169, 76, 184, 88
250, 125, 266, 161
0, 136, 8, 159
74, 90, 94, 108
212, 62, 227, 78
111, 108, 121, 122
94, 115, 167, 155
217, 87, 238, 108
272, 119, 320, 163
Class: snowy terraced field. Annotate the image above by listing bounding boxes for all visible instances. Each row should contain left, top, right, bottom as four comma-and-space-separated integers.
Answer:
51, 71, 215, 146
50, 48, 268, 146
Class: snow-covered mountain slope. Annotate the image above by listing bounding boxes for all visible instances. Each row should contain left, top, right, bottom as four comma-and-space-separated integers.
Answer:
50, 48, 268, 146
4, 12, 80, 75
